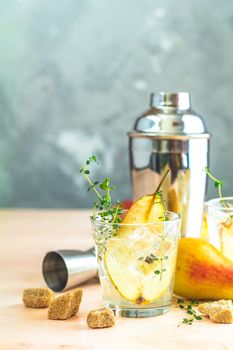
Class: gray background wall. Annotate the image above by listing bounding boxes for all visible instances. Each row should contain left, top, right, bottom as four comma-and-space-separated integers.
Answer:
0, 0, 233, 208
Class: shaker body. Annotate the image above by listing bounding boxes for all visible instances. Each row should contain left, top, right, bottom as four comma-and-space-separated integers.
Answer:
129, 136, 209, 237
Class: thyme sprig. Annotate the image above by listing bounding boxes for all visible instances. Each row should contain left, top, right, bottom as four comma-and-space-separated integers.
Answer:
139, 254, 168, 281
80, 154, 122, 260
155, 255, 168, 281
205, 167, 224, 201
205, 167, 232, 220
80, 154, 122, 223
177, 299, 202, 325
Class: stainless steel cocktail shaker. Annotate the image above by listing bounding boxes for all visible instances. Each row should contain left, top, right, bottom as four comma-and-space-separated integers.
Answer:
128, 92, 210, 237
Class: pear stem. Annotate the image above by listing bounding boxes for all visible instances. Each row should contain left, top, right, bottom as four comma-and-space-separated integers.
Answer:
154, 169, 170, 194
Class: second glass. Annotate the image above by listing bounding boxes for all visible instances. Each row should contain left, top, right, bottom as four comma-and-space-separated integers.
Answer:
91, 211, 180, 318
206, 197, 233, 260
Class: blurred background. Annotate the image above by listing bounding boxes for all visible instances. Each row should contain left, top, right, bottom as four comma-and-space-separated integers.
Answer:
0, 0, 232, 208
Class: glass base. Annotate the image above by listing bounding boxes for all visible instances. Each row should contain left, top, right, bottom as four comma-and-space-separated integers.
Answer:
104, 301, 171, 318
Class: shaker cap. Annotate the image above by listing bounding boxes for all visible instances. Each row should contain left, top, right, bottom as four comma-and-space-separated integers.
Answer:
150, 92, 190, 110
129, 92, 209, 138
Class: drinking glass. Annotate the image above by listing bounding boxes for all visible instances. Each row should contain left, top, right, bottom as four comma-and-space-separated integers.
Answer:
91, 211, 180, 318
205, 197, 233, 260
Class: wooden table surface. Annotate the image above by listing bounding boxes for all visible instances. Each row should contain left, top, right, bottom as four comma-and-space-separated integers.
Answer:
1, 209, 233, 350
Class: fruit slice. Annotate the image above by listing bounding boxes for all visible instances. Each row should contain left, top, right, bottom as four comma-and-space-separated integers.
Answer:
117, 171, 169, 236
201, 212, 209, 240
105, 171, 172, 302
220, 220, 233, 261
121, 192, 164, 225
118, 194, 165, 236
104, 232, 175, 303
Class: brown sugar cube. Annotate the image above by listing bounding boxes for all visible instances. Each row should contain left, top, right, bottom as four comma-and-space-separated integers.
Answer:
87, 308, 115, 328
48, 288, 83, 320
66, 289, 83, 319
48, 294, 72, 320
22, 288, 55, 308
198, 300, 233, 324
209, 308, 233, 324
198, 300, 232, 315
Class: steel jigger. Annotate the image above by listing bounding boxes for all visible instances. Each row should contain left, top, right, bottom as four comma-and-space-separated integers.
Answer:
42, 248, 97, 292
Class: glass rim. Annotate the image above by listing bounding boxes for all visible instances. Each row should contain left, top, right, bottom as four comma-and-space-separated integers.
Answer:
205, 196, 233, 211
90, 210, 181, 227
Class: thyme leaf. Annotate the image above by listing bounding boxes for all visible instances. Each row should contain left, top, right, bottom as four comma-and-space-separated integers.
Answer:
177, 299, 202, 326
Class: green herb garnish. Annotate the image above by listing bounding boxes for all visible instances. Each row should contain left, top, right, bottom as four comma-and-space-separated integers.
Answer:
80, 154, 122, 223
80, 154, 122, 260
138, 253, 168, 281
205, 167, 224, 201
205, 167, 232, 221
227, 215, 233, 222
177, 299, 202, 325
156, 256, 167, 281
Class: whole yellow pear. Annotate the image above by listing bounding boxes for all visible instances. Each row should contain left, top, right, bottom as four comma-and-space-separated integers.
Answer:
174, 238, 233, 300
